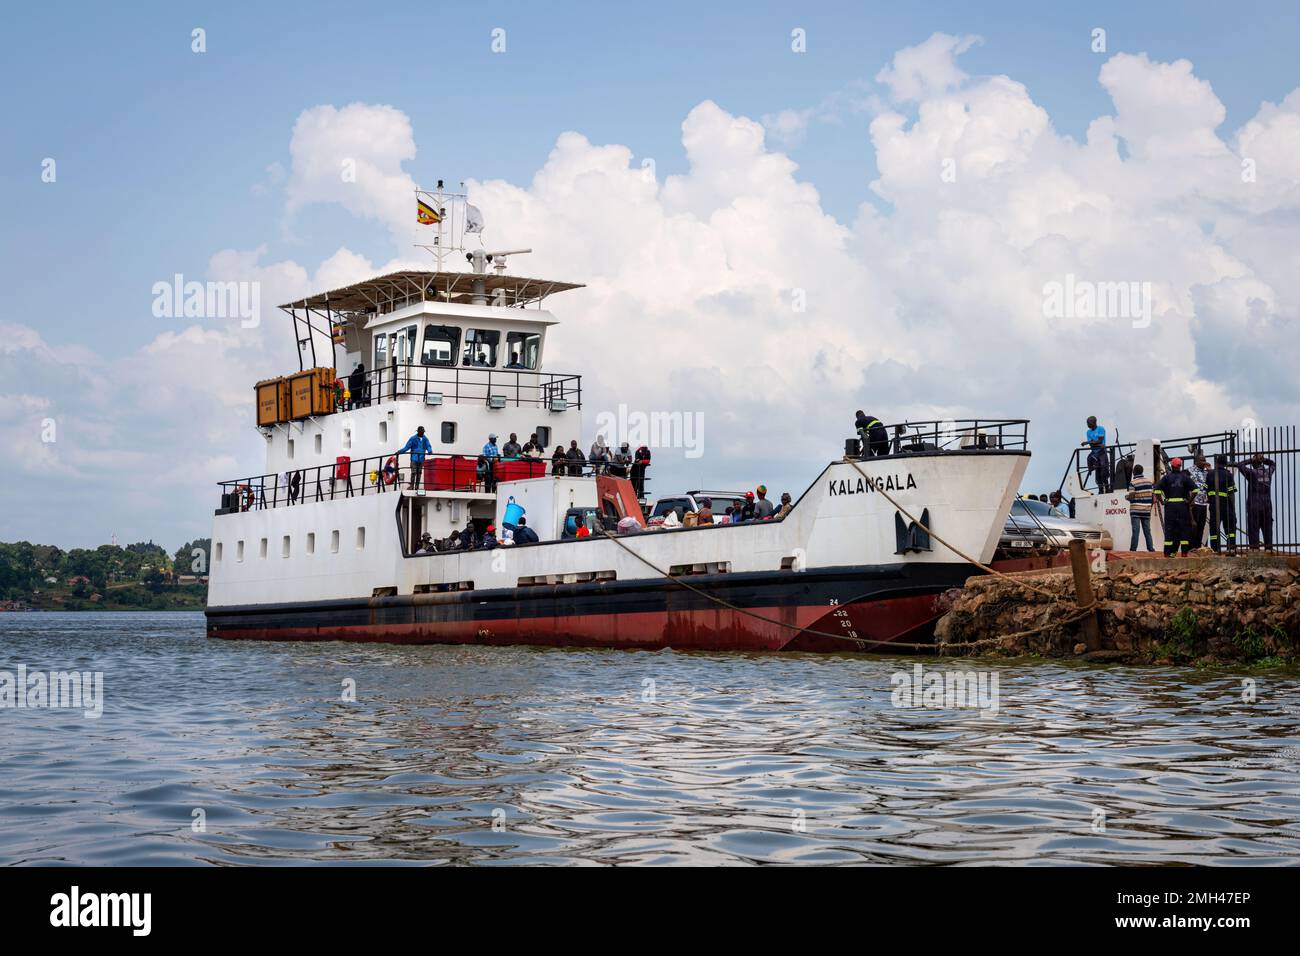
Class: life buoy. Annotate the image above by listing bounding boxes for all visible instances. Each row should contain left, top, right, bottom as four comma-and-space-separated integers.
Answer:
383, 456, 398, 485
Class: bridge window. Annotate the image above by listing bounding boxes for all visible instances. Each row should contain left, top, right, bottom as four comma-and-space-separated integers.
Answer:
374, 333, 388, 369
535, 426, 551, 449
306, 532, 315, 556
215, 542, 223, 563
287, 437, 295, 460
462, 328, 499, 367
331, 530, 340, 554
237, 540, 244, 562
259, 538, 268, 559
379, 421, 388, 444
421, 325, 459, 366
356, 526, 366, 550
314, 434, 322, 454
282, 535, 290, 558
505, 331, 540, 369
441, 422, 457, 443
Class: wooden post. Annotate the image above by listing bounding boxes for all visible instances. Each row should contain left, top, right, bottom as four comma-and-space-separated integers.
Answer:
1068, 538, 1101, 651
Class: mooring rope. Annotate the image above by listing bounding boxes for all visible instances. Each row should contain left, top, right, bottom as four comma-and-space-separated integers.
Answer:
599, 531, 1092, 654
844, 457, 1077, 604
593, 454, 1101, 653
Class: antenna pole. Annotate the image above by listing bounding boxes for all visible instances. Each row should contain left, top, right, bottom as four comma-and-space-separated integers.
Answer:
435, 180, 445, 271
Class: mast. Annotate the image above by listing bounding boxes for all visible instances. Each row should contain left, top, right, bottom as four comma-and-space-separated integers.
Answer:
415, 179, 476, 274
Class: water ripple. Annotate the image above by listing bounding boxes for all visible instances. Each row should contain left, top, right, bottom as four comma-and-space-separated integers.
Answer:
1, 611, 1298, 865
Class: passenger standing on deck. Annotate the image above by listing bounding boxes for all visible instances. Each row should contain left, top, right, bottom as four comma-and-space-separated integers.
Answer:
502, 433, 522, 458
1186, 453, 1211, 549
1125, 465, 1154, 552
480, 433, 500, 492
347, 362, 367, 409
754, 485, 775, 519
1207, 455, 1238, 553
739, 491, 757, 521
1048, 489, 1071, 518
610, 442, 632, 478
632, 445, 652, 497
777, 492, 793, 518
476, 455, 497, 494
696, 497, 714, 524
552, 444, 568, 476
566, 440, 585, 476
589, 436, 609, 475
855, 411, 888, 457
1082, 416, 1111, 492
1113, 452, 1134, 490
1154, 458, 1196, 556
398, 426, 432, 491
1231, 452, 1278, 550
514, 516, 540, 545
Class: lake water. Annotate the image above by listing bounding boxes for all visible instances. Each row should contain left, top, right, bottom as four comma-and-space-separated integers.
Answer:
2, 611, 1298, 865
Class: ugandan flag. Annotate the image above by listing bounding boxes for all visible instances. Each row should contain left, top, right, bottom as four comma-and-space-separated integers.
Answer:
417, 197, 441, 226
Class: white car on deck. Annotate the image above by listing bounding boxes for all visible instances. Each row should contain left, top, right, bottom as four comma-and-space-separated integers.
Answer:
1006, 496, 1114, 550
649, 490, 749, 525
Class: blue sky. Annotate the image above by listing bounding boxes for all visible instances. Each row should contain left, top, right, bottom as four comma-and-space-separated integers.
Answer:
8, 0, 1299, 358
3, 1, 1299, 547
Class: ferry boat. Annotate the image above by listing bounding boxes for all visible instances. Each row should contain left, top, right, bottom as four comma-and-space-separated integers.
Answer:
205, 188, 1031, 651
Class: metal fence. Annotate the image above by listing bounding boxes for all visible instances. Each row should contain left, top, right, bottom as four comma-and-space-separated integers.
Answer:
1058, 425, 1299, 553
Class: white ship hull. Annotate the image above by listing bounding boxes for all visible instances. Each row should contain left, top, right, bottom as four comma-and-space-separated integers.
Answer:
206, 450, 1028, 651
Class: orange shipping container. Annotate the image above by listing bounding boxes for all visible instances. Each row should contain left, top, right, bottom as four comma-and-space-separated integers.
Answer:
288, 367, 337, 419
255, 377, 290, 427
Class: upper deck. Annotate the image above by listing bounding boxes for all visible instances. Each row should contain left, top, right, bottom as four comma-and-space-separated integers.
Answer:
250, 260, 588, 483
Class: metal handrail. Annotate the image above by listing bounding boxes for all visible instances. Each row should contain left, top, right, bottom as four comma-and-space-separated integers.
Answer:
854, 418, 1031, 454
1056, 429, 1239, 495
216, 450, 648, 514
337, 363, 582, 410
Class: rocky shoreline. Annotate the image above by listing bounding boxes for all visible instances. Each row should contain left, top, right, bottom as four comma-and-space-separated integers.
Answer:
934, 554, 1300, 665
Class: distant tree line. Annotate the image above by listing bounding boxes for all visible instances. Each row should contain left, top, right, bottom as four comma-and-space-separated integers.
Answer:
0, 538, 210, 605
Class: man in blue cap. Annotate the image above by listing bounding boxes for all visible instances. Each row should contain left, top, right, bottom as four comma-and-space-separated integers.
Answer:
398, 425, 432, 492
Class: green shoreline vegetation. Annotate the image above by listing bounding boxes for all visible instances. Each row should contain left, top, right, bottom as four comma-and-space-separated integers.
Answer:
0, 539, 209, 612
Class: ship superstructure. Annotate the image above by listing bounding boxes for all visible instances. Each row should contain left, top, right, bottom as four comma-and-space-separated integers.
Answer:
206, 191, 1031, 651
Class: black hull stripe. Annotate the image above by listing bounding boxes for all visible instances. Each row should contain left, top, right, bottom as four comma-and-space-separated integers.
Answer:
206, 562, 977, 629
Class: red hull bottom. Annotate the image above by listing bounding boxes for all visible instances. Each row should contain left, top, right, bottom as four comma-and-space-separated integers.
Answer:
209, 594, 945, 653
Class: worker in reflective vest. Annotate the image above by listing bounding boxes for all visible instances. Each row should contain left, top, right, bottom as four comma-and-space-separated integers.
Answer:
855, 411, 889, 457
1206, 455, 1238, 554
1154, 458, 1197, 557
